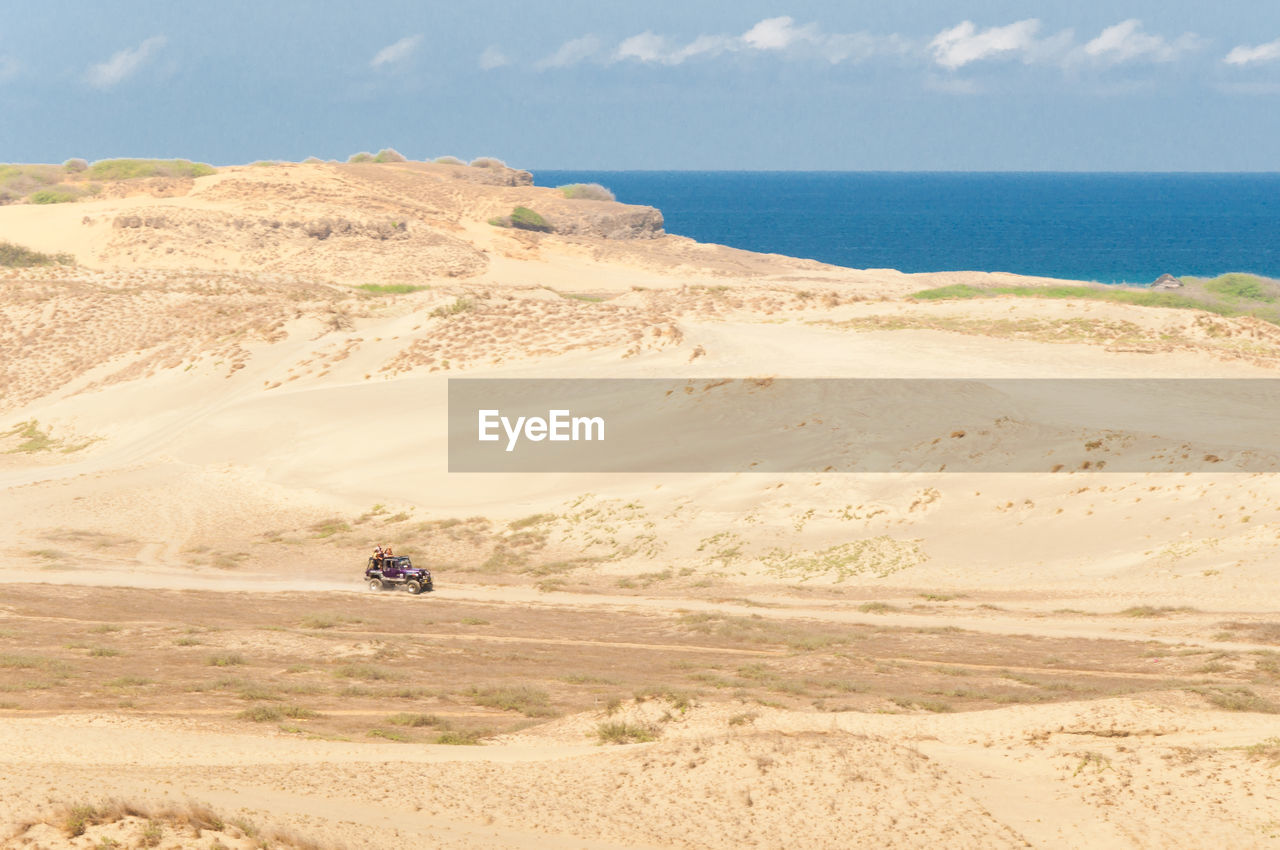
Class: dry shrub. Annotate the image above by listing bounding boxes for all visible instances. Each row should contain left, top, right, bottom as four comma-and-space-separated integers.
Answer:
559, 182, 615, 201
45, 799, 335, 848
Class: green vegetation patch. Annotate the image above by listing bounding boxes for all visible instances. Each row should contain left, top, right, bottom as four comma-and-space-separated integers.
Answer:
1244, 737, 1280, 766
911, 275, 1280, 325
355, 283, 429, 295
509, 206, 551, 232
508, 513, 555, 531
334, 663, 400, 681
596, 721, 657, 744
3, 420, 56, 453
0, 241, 74, 267
1197, 273, 1279, 302
387, 712, 444, 728
558, 182, 615, 201
28, 189, 79, 204
431, 296, 475, 318
367, 728, 410, 742
0, 163, 64, 200
1118, 605, 1196, 618
308, 518, 351, 538
466, 684, 555, 716
1193, 686, 1280, 713
238, 704, 317, 722
86, 158, 215, 180
490, 206, 552, 232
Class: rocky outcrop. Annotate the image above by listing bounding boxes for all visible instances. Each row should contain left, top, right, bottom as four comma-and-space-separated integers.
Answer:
300, 217, 409, 241
542, 203, 665, 240
1152, 274, 1183, 289
439, 164, 534, 188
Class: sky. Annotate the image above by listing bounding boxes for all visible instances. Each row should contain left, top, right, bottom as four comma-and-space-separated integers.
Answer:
2, 1, 1280, 170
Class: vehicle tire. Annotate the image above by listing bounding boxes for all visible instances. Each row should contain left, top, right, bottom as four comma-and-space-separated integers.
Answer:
424, 581, 434, 592
368, 578, 384, 592
405, 580, 422, 595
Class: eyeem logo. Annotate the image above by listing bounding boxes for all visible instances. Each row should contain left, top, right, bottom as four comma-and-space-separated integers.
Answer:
478, 409, 605, 452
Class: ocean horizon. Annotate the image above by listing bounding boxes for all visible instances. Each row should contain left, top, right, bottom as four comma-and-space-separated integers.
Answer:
533, 170, 1280, 285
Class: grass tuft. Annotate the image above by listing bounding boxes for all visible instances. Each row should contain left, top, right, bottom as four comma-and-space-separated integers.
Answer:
1193, 686, 1280, 713
387, 712, 444, 728
0, 241, 73, 267
356, 283, 429, 295
367, 727, 410, 742
238, 704, 316, 722
466, 684, 555, 716
431, 296, 474, 318
334, 663, 400, 681
1119, 606, 1195, 618
1244, 737, 1280, 766
596, 721, 657, 744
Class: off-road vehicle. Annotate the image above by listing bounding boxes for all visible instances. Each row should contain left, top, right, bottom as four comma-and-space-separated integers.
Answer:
365, 555, 433, 594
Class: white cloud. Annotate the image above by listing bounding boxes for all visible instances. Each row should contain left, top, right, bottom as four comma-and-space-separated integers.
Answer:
479, 45, 509, 70
370, 34, 422, 68
614, 30, 734, 65
928, 19, 1042, 70
823, 32, 911, 65
536, 35, 602, 69
539, 15, 1207, 81
1225, 38, 1280, 66
1083, 19, 1201, 65
610, 17, 901, 67
741, 16, 817, 51
0, 56, 19, 83
85, 36, 166, 89
671, 34, 734, 63
616, 31, 668, 63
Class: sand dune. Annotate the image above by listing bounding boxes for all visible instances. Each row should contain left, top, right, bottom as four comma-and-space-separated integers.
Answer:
2, 158, 1279, 848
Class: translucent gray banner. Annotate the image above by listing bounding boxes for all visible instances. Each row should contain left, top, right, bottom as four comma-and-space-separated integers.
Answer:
447, 378, 1280, 473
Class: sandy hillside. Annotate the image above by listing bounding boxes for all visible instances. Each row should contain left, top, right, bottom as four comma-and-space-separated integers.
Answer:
1, 157, 1279, 849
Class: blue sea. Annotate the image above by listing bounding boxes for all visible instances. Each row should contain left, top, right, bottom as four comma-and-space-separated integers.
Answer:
532, 172, 1280, 284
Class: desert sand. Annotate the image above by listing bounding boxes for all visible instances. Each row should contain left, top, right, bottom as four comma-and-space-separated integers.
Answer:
1, 158, 1278, 849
